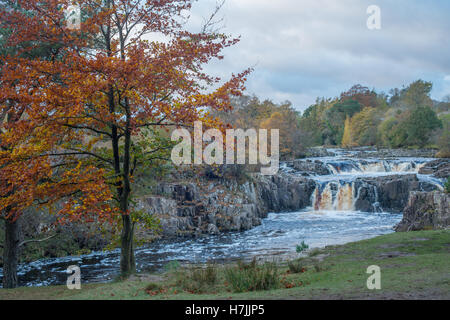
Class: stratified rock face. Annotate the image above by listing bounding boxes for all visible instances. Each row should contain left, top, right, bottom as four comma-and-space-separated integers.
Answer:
136, 173, 317, 238
353, 174, 438, 213
252, 174, 317, 212
418, 159, 450, 179
135, 197, 194, 237
395, 192, 450, 232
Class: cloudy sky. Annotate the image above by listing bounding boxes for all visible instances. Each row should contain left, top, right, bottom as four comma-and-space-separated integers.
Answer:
188, 0, 450, 111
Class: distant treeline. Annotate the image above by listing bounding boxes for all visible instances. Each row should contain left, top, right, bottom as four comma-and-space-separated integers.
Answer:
220, 80, 450, 159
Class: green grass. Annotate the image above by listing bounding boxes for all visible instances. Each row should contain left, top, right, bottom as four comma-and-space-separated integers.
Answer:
1, 229, 449, 300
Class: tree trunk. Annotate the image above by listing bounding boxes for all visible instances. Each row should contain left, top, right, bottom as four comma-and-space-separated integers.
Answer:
120, 214, 136, 275
2, 218, 19, 288
119, 102, 135, 276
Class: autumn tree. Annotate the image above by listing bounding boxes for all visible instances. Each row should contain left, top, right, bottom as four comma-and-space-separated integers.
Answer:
1, 0, 114, 288
349, 107, 380, 146
340, 84, 377, 108
1, 0, 249, 278
260, 104, 305, 159
341, 117, 354, 148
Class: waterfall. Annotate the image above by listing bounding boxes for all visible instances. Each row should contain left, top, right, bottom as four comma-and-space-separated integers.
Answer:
312, 182, 356, 211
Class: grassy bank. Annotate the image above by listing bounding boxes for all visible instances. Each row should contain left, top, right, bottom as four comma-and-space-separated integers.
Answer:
1, 229, 449, 300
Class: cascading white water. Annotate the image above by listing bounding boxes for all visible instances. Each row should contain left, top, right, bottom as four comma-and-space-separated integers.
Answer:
311, 182, 356, 211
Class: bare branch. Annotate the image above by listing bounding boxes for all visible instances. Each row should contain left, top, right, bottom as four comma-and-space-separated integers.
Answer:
201, 0, 226, 34
18, 234, 57, 247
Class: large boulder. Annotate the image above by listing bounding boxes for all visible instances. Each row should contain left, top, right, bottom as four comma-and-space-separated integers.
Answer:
395, 192, 450, 232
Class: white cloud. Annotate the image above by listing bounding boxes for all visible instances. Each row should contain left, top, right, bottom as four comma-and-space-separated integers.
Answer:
188, 0, 450, 110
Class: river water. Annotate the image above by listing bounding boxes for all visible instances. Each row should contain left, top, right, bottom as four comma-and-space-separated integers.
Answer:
0, 151, 444, 288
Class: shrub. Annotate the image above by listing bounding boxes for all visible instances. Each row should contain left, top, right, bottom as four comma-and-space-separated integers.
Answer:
445, 178, 450, 194
224, 259, 279, 293
296, 241, 309, 254
175, 263, 218, 294
164, 260, 181, 273
191, 264, 218, 285
146, 282, 163, 292
287, 259, 306, 274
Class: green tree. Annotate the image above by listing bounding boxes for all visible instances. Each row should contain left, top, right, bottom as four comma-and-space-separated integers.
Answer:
403, 107, 442, 147
400, 80, 433, 109
437, 114, 450, 157
324, 100, 362, 145
377, 117, 406, 148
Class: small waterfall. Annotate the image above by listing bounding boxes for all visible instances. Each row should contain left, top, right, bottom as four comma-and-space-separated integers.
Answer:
336, 183, 354, 211
312, 182, 356, 211
372, 186, 382, 212
358, 161, 386, 173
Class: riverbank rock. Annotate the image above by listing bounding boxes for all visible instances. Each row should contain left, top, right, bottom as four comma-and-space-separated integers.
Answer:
395, 192, 450, 232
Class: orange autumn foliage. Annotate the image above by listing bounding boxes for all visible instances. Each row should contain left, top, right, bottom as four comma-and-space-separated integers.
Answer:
0, 0, 249, 272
